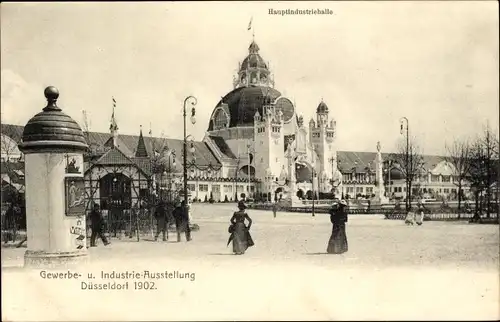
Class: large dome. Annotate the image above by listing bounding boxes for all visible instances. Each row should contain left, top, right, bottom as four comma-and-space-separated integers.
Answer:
208, 40, 296, 131
208, 86, 282, 130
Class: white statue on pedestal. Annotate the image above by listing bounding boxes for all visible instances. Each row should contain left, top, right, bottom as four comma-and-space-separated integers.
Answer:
331, 167, 343, 197
374, 141, 389, 204
285, 138, 301, 206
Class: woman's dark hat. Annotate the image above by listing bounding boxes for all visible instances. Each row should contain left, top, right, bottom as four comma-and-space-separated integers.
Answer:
339, 200, 348, 206
238, 200, 247, 209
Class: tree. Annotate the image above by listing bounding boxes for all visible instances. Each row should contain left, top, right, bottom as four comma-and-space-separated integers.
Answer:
389, 137, 424, 211
443, 138, 473, 217
81, 110, 98, 212
1, 126, 23, 199
232, 155, 242, 203
1, 130, 21, 163
467, 125, 499, 220
150, 134, 175, 202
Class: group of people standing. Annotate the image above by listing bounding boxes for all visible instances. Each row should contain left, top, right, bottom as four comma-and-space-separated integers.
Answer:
88, 198, 191, 247
153, 199, 191, 242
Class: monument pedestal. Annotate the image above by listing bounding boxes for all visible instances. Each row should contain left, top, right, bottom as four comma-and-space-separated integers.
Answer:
371, 196, 389, 207
284, 195, 303, 207
24, 250, 88, 269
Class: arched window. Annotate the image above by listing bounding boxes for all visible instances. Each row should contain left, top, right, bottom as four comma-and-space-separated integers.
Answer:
213, 109, 228, 130
250, 72, 257, 84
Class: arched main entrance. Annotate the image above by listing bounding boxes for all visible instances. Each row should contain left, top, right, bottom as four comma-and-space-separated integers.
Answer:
99, 173, 132, 236
274, 187, 284, 202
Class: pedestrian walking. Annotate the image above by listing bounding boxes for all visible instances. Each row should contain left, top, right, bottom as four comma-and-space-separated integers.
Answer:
3, 203, 20, 243
173, 200, 192, 242
227, 200, 254, 255
327, 199, 348, 254
272, 202, 278, 218
154, 200, 169, 241
89, 204, 110, 247
415, 202, 424, 226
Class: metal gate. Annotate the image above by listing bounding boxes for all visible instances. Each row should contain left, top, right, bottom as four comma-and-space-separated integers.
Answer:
84, 161, 157, 241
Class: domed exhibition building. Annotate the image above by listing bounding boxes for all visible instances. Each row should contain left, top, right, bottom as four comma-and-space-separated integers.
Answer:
2, 40, 464, 213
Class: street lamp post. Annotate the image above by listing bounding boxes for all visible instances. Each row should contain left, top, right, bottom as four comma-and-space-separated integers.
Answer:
328, 156, 335, 193
183, 96, 197, 236
400, 117, 409, 211
311, 146, 317, 217
312, 166, 316, 217
247, 142, 255, 200
352, 161, 358, 199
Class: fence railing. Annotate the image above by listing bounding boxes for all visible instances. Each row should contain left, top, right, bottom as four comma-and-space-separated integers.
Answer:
247, 203, 499, 221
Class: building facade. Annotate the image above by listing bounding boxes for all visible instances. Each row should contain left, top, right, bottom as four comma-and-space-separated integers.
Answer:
0, 40, 476, 206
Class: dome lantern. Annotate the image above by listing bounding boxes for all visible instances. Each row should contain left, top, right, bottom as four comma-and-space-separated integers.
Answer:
234, 39, 272, 88
18, 86, 88, 154
317, 100, 329, 114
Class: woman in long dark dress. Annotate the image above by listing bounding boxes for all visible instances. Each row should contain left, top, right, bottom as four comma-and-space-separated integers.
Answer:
327, 199, 348, 254
228, 200, 254, 255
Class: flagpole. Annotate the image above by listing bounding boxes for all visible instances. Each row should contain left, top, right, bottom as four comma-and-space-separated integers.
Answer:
247, 141, 251, 200
248, 16, 254, 41
148, 121, 155, 239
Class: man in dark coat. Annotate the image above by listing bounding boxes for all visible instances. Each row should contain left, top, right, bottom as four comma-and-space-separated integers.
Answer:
173, 200, 191, 242
89, 204, 110, 247
154, 200, 169, 241
3, 203, 20, 243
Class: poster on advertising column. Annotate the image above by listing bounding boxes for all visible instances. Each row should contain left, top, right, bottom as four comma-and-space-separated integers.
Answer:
65, 153, 83, 175
65, 177, 86, 215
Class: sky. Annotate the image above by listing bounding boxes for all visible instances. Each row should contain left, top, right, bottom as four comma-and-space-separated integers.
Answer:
1, 1, 498, 155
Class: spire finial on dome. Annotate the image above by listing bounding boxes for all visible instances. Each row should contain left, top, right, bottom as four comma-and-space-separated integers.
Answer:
249, 39, 259, 54
43, 86, 62, 112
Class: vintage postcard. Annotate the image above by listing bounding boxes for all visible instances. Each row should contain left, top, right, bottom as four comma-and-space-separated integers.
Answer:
1, 1, 499, 321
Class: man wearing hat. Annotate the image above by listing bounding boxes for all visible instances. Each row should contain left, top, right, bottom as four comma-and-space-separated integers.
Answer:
173, 199, 192, 242
154, 199, 169, 241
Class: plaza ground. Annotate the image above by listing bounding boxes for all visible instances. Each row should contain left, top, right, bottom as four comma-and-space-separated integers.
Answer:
2, 204, 499, 321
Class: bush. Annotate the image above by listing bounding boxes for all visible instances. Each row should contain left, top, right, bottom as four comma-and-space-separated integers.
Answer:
204, 195, 208, 203
224, 195, 229, 203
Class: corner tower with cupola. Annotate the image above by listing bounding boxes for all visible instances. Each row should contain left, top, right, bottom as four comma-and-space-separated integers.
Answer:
309, 100, 338, 193
253, 94, 285, 185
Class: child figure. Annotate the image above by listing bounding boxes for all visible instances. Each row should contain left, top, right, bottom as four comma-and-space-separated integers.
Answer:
405, 207, 416, 225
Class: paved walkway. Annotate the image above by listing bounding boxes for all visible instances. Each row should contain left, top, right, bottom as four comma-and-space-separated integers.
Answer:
2, 204, 499, 321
